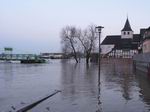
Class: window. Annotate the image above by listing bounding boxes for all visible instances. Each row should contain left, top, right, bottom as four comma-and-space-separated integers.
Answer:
124, 32, 126, 35
128, 32, 130, 35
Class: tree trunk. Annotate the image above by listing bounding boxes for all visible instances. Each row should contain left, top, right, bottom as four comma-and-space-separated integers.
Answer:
74, 54, 78, 63
86, 57, 89, 64
86, 53, 90, 64
70, 39, 78, 63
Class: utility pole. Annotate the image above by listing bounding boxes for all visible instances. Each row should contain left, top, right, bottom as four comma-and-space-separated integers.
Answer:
95, 26, 104, 112
96, 26, 104, 86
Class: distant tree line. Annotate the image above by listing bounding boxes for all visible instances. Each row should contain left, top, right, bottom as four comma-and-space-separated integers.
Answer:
60, 24, 98, 64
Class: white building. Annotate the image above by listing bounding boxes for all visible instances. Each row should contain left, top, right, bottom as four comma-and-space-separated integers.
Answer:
101, 18, 141, 58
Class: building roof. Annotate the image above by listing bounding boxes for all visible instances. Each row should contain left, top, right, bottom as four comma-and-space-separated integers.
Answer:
101, 34, 140, 50
101, 35, 121, 45
121, 18, 133, 31
140, 28, 146, 37
133, 34, 141, 42
146, 27, 150, 31
143, 27, 150, 41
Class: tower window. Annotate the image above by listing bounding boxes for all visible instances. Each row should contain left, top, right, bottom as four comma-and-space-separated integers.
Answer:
128, 32, 130, 35
124, 32, 126, 35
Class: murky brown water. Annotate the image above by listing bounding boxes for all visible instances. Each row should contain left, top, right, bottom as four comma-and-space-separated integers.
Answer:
0, 59, 150, 112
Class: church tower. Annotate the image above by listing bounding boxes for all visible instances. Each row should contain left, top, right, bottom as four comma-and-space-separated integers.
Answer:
121, 18, 133, 39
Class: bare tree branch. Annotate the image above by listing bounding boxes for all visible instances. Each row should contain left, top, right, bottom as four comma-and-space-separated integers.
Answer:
60, 26, 80, 63
77, 24, 97, 64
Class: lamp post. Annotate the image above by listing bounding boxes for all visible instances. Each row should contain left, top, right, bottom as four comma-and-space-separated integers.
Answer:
96, 26, 104, 86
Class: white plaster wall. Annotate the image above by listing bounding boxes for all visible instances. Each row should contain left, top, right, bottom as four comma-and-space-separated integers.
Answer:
101, 45, 114, 54
121, 31, 133, 38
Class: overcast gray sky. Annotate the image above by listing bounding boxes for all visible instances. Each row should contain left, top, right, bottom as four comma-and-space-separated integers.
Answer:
0, 0, 150, 54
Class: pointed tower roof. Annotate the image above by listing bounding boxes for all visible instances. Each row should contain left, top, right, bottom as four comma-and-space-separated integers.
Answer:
121, 18, 133, 31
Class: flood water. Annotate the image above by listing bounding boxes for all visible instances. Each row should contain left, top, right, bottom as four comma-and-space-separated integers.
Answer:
0, 59, 150, 112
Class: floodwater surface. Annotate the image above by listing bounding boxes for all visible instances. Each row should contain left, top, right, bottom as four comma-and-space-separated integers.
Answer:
0, 59, 150, 112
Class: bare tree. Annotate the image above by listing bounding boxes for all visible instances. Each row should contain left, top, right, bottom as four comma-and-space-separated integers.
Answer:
60, 24, 97, 64
78, 24, 97, 64
60, 26, 79, 63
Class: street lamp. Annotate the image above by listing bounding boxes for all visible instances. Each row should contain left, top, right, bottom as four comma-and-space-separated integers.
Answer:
95, 26, 104, 85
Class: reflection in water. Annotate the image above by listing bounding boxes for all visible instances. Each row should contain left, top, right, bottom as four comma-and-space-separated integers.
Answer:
136, 71, 150, 110
60, 60, 99, 112
96, 82, 102, 112
97, 58, 102, 112
0, 64, 14, 94
3, 63, 14, 82
101, 59, 134, 101
0, 59, 150, 111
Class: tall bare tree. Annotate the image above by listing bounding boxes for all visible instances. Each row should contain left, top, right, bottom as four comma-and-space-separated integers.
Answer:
60, 26, 79, 63
78, 24, 97, 64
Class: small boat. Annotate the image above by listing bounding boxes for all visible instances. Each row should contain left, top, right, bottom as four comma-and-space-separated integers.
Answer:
20, 59, 46, 64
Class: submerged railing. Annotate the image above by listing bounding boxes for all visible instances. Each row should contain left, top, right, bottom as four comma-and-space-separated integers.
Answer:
9, 90, 61, 112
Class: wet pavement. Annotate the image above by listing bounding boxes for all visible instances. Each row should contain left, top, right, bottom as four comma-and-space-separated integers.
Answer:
0, 59, 150, 112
